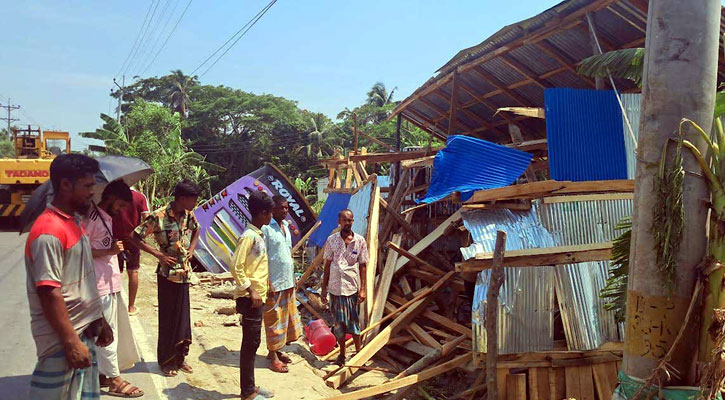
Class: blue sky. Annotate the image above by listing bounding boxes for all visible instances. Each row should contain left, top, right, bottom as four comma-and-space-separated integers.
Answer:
0, 0, 561, 150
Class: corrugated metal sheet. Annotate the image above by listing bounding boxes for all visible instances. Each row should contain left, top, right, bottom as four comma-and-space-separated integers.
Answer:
419, 135, 533, 204
464, 197, 632, 353
621, 93, 642, 179
538, 198, 632, 349
349, 181, 373, 237
308, 192, 351, 248
462, 208, 556, 354
545, 88, 628, 181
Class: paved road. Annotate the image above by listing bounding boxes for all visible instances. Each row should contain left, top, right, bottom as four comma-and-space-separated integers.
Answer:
0, 231, 171, 400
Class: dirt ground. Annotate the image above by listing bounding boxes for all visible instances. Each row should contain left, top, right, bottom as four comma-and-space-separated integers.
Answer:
134, 254, 392, 400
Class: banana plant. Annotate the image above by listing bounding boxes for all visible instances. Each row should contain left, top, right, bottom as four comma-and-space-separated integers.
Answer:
677, 112, 725, 361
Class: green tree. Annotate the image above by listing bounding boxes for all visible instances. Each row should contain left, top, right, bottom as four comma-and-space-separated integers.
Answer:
366, 82, 397, 107
168, 69, 198, 119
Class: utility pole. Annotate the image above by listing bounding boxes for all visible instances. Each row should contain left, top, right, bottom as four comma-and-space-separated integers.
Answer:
0, 98, 20, 140
113, 75, 125, 123
624, 0, 720, 386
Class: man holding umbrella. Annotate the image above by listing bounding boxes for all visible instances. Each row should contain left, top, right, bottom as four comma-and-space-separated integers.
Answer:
25, 154, 114, 399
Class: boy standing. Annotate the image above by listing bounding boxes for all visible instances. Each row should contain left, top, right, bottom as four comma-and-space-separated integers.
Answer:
231, 191, 276, 400
321, 209, 368, 366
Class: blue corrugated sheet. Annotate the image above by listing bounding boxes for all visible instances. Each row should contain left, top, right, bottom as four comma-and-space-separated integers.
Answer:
418, 135, 533, 204
545, 88, 628, 181
309, 192, 351, 248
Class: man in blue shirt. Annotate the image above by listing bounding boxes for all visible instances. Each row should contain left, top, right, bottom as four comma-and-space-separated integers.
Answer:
261, 195, 302, 373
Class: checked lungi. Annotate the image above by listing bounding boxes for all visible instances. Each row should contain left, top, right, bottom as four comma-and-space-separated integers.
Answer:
29, 335, 100, 400
263, 287, 303, 352
329, 293, 361, 341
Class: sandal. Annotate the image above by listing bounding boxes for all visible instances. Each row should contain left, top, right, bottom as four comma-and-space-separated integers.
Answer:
161, 366, 177, 377
99, 375, 111, 388
178, 362, 193, 374
277, 352, 292, 364
269, 360, 289, 373
106, 380, 144, 398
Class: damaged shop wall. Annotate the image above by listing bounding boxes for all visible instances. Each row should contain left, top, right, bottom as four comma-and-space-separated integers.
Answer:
463, 197, 632, 354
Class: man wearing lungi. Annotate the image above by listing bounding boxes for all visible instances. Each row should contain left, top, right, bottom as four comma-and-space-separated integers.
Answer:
261, 195, 303, 373
86, 180, 143, 397
25, 154, 113, 399
231, 191, 276, 400
321, 209, 369, 366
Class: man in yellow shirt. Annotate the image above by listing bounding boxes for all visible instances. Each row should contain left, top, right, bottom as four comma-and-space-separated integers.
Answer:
231, 191, 275, 400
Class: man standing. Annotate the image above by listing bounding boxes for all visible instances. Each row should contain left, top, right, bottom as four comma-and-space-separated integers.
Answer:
231, 191, 275, 400
86, 180, 143, 397
26, 154, 113, 399
130, 179, 200, 377
261, 195, 303, 373
321, 209, 368, 366
112, 187, 149, 316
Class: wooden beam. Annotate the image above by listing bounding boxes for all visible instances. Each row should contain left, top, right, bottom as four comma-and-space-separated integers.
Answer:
401, 155, 435, 169
369, 234, 402, 336
465, 180, 634, 203
349, 149, 440, 164
542, 192, 634, 204
364, 179, 381, 323
448, 72, 460, 135
394, 210, 462, 273
358, 130, 396, 151
470, 67, 531, 106
456, 242, 613, 273
432, 89, 505, 135
290, 220, 321, 255
402, 108, 448, 141
508, 124, 537, 182
606, 5, 646, 33
323, 353, 472, 400
585, 12, 605, 89
455, 80, 531, 135
486, 231, 507, 400
387, 241, 446, 275
500, 54, 548, 89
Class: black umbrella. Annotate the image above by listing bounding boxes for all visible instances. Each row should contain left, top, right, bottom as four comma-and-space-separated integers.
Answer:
19, 155, 154, 234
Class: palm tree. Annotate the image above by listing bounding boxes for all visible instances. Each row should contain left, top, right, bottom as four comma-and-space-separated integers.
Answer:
297, 113, 342, 158
365, 82, 397, 107
576, 47, 644, 86
168, 69, 198, 119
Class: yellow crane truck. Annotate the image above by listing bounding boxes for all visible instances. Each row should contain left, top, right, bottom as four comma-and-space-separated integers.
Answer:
0, 126, 70, 219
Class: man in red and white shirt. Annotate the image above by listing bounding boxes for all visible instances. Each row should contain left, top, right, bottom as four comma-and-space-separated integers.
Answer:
321, 209, 369, 366
86, 180, 143, 397
25, 154, 113, 399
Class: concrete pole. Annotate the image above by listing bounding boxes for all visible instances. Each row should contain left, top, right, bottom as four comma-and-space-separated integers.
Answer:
624, 0, 720, 385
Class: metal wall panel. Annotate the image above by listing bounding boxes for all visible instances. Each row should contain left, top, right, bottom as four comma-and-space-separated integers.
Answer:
621, 93, 642, 179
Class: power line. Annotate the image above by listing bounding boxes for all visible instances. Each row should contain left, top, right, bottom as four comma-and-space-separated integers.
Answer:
130, 0, 179, 77
191, 0, 278, 77
122, 0, 162, 78
115, 0, 157, 79
139, 0, 193, 76
0, 98, 20, 139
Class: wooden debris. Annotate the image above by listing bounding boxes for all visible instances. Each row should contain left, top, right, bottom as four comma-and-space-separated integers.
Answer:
290, 220, 321, 255
456, 242, 613, 272
486, 231, 507, 400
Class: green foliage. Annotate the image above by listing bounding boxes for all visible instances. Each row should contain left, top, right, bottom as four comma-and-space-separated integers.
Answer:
294, 176, 317, 204
576, 47, 644, 87
82, 100, 223, 204
601, 217, 631, 323
0, 139, 16, 158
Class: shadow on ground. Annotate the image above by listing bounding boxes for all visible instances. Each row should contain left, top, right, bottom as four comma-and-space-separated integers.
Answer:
163, 382, 237, 400
0, 375, 30, 400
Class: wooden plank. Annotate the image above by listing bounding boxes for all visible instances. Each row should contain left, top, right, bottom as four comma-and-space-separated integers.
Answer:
369, 234, 402, 337
290, 220, 321, 255
394, 210, 462, 273
349, 149, 441, 164
364, 179, 380, 323
358, 130, 396, 151
448, 72, 460, 135
529, 367, 551, 400
550, 367, 566, 400
496, 368, 509, 400
399, 275, 414, 299
565, 366, 582, 400
578, 365, 596, 400
488, 231, 507, 400
402, 341, 436, 357
506, 374, 527, 400
466, 180, 635, 203
325, 297, 431, 388
401, 155, 435, 169
551, 354, 621, 368
592, 362, 618, 400
421, 310, 473, 338
407, 322, 441, 349
323, 353, 472, 400
456, 242, 613, 272
387, 241, 446, 275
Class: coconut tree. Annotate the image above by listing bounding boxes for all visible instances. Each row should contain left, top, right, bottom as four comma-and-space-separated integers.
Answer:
365, 82, 397, 107
168, 69, 198, 119
297, 113, 342, 158
576, 47, 645, 87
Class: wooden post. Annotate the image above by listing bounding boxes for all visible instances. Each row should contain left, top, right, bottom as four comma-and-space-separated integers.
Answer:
508, 124, 537, 182
448, 72, 459, 135
624, 0, 720, 385
486, 231, 507, 400
353, 112, 359, 153
395, 113, 402, 188
585, 12, 603, 90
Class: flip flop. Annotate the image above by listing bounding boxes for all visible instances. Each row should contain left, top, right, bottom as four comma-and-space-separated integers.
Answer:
178, 362, 193, 374
277, 352, 292, 364
161, 366, 177, 377
106, 380, 144, 398
269, 360, 288, 373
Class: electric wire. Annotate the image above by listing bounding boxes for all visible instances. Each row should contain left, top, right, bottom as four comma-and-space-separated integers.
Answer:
122, 0, 162, 78
131, 0, 179, 77
115, 0, 156, 79
139, 0, 194, 76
